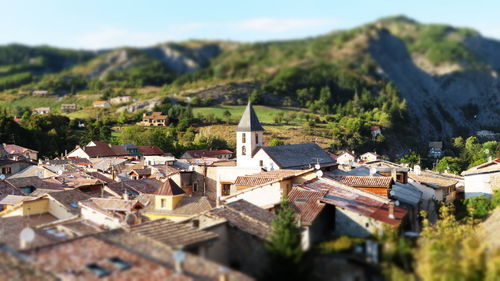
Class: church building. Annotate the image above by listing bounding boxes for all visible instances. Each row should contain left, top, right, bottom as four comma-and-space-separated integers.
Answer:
235, 102, 337, 170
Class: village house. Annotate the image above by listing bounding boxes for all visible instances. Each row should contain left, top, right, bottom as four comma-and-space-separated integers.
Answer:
188, 199, 274, 277
92, 100, 111, 108
408, 167, 458, 203
60, 103, 77, 112
428, 141, 443, 158
181, 149, 233, 160
109, 95, 133, 105
3, 144, 38, 160
79, 198, 144, 229
462, 158, 500, 198
67, 141, 130, 159
32, 107, 51, 114
359, 152, 380, 163
371, 126, 382, 138
0, 159, 33, 177
140, 112, 169, 126
223, 169, 317, 209
300, 177, 409, 238
336, 151, 357, 167
32, 90, 49, 96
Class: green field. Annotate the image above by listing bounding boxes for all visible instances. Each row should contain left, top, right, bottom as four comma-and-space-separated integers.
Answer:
192, 105, 307, 125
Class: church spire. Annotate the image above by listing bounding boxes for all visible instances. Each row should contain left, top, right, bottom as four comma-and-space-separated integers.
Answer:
236, 102, 264, 132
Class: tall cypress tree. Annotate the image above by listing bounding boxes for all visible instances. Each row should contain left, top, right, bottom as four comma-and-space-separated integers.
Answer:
261, 200, 310, 281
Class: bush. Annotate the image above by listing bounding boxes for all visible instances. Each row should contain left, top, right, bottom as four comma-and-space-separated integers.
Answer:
465, 196, 493, 218
320, 236, 364, 253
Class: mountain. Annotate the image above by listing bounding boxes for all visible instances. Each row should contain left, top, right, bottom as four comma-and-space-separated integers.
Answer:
1, 15, 499, 143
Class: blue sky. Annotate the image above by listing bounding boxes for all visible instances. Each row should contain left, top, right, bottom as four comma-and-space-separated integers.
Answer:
2, 0, 499, 49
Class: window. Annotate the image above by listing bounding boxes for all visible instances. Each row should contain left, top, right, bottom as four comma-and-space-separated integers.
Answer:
1, 167, 11, 174
222, 184, 231, 196
69, 202, 78, 208
255, 134, 259, 144
86, 263, 110, 277
242, 146, 246, 156
108, 257, 131, 271
259, 160, 264, 167
193, 182, 199, 192
242, 133, 246, 143
161, 198, 167, 208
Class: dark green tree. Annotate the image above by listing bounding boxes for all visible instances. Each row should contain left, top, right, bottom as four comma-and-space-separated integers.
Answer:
262, 201, 309, 281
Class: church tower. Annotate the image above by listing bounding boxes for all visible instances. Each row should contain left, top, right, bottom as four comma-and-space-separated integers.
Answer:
236, 102, 264, 167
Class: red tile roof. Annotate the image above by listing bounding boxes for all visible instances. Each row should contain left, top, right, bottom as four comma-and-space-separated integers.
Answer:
137, 146, 165, 156
3, 144, 38, 154
183, 149, 233, 158
327, 175, 392, 196
234, 169, 311, 187
303, 178, 407, 226
288, 187, 328, 226
156, 179, 185, 196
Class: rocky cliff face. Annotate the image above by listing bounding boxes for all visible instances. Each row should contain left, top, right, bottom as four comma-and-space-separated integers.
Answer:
369, 29, 500, 140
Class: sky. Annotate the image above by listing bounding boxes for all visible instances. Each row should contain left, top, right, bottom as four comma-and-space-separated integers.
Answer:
2, 0, 499, 50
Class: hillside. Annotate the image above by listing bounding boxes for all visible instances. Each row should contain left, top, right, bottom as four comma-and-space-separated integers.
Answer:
0, 15, 499, 146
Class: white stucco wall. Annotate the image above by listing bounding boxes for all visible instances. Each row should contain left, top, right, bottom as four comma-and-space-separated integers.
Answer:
252, 149, 279, 170
465, 174, 493, 198
80, 205, 121, 229
224, 182, 282, 208
67, 148, 90, 159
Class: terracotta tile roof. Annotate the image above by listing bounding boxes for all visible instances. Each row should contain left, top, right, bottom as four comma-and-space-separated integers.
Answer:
183, 149, 233, 158
0, 214, 59, 250
82, 198, 143, 213
54, 172, 103, 188
96, 229, 254, 281
129, 168, 152, 176
327, 175, 392, 196
24, 235, 191, 281
370, 126, 380, 131
462, 158, 500, 176
46, 158, 92, 166
129, 219, 218, 249
142, 196, 212, 216
0, 245, 58, 281
408, 172, 458, 189
86, 172, 115, 183
339, 150, 357, 158
110, 145, 129, 156
107, 179, 162, 197
0, 181, 24, 200
288, 187, 328, 226
137, 146, 165, 156
6, 176, 65, 192
303, 178, 407, 226
150, 165, 180, 177
210, 200, 274, 240
143, 112, 168, 120
47, 189, 91, 215
3, 144, 38, 154
156, 178, 185, 196
234, 169, 312, 187
0, 194, 36, 205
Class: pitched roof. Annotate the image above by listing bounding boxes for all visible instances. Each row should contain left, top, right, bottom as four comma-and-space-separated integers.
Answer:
288, 187, 328, 226
0, 214, 59, 250
303, 178, 407, 226
107, 178, 163, 196
327, 175, 393, 196
183, 149, 233, 158
155, 178, 185, 196
129, 219, 218, 249
462, 158, 500, 176
0, 181, 24, 200
259, 143, 336, 169
5, 177, 64, 191
137, 146, 165, 156
110, 145, 129, 156
3, 144, 38, 154
234, 169, 311, 187
0, 245, 59, 281
0, 195, 36, 205
210, 200, 274, 240
236, 102, 264, 132
47, 189, 91, 215
408, 171, 458, 189
82, 198, 143, 213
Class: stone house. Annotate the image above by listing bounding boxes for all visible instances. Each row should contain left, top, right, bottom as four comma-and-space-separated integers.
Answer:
462, 158, 500, 198
60, 104, 77, 112
140, 112, 168, 126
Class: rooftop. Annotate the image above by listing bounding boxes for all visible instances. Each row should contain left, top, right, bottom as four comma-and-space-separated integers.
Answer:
236, 102, 264, 132
288, 187, 328, 226
259, 143, 336, 169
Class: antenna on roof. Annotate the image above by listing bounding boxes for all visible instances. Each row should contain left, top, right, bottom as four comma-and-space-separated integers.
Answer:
0, 174, 5, 180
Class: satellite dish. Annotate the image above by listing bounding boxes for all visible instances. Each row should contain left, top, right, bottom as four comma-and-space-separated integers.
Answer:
57, 170, 63, 175
125, 213, 137, 226
20, 227, 35, 243
0, 174, 5, 180
314, 163, 321, 170
389, 190, 396, 196
369, 167, 377, 176
315, 170, 323, 178
395, 200, 400, 206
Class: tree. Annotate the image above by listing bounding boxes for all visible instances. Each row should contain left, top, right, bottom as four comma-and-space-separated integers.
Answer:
222, 110, 232, 124
269, 138, 285, 146
261, 201, 309, 281
400, 152, 420, 167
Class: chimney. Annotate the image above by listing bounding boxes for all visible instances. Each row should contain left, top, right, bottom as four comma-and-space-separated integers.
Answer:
388, 201, 395, 219
369, 167, 377, 176
123, 192, 129, 201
